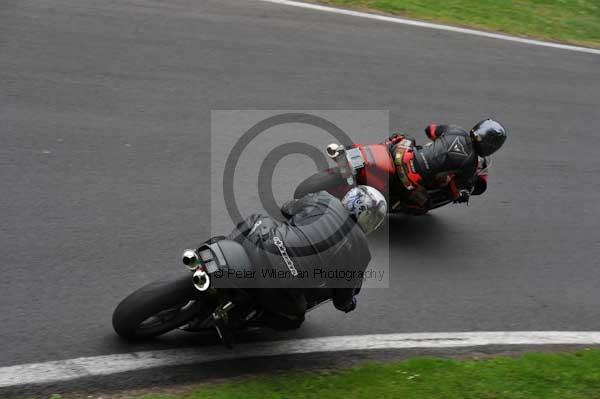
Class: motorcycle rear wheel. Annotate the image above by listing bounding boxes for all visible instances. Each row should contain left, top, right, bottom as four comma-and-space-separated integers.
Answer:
294, 167, 347, 199
112, 275, 213, 340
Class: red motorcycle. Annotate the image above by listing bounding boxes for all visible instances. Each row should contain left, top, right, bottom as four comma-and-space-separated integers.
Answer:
294, 138, 489, 215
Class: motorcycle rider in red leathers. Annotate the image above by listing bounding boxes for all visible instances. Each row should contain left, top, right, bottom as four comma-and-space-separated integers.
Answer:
386, 119, 507, 212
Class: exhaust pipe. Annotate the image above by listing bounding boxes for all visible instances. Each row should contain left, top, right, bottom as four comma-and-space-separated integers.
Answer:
326, 143, 342, 159
192, 269, 210, 291
182, 249, 199, 270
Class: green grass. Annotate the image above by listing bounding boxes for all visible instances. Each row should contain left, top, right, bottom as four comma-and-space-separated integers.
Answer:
139, 349, 600, 399
318, 0, 600, 47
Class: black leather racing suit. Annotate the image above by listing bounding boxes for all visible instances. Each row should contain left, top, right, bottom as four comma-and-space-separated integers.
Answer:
391, 124, 483, 203
227, 191, 371, 329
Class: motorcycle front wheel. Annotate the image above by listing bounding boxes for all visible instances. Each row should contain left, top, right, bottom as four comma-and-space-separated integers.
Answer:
112, 274, 214, 340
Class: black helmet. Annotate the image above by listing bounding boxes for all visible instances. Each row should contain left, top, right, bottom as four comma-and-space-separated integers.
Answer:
470, 119, 507, 156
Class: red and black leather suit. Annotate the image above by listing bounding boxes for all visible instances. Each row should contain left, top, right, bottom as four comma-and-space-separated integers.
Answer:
388, 124, 488, 205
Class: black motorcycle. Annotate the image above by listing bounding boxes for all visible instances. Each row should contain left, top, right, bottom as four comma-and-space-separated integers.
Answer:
112, 238, 331, 347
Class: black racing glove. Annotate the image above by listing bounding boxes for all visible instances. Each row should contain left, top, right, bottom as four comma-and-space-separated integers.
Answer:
454, 190, 470, 204
342, 296, 357, 313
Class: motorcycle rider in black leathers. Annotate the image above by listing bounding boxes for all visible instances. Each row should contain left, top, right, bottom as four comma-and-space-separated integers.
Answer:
387, 119, 507, 209
222, 186, 386, 331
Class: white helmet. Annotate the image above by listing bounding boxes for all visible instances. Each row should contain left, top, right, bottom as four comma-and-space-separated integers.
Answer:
341, 186, 387, 235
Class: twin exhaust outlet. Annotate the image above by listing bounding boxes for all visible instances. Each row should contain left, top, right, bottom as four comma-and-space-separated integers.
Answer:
182, 249, 210, 292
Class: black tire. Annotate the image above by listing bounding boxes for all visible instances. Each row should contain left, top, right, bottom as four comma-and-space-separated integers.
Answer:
112, 274, 212, 340
294, 168, 345, 199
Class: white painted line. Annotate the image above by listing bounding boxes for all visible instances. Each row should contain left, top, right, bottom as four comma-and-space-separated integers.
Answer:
257, 0, 600, 55
2, 331, 600, 388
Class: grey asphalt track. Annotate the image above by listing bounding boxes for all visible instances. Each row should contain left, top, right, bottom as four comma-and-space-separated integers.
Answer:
1, 0, 600, 368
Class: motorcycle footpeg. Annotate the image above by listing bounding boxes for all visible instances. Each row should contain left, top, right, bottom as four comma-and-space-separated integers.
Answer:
212, 301, 234, 322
